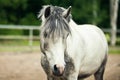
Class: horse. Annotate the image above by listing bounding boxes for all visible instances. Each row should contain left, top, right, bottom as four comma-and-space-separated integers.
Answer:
38, 5, 108, 80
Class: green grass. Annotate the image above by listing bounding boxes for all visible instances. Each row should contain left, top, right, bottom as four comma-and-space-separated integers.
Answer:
0, 40, 120, 54
0, 40, 40, 46
109, 46, 120, 54
0, 46, 40, 53
0, 40, 40, 53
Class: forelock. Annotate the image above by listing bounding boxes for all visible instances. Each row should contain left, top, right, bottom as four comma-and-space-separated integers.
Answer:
40, 5, 71, 42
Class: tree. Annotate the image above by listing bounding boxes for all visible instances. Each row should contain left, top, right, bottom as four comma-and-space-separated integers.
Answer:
110, 0, 119, 46
92, 0, 98, 25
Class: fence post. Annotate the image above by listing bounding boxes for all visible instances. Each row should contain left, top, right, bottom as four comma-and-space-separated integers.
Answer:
29, 29, 33, 47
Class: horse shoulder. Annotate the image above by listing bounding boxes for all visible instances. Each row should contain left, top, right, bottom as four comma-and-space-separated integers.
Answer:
75, 24, 108, 74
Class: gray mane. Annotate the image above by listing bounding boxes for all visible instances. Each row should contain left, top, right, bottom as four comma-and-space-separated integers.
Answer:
40, 6, 71, 41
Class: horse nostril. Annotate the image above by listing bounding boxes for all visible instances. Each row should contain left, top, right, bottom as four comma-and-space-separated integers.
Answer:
53, 64, 64, 76
54, 65, 58, 71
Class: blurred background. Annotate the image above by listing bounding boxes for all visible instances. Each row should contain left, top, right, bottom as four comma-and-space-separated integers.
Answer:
0, 0, 120, 50
0, 0, 120, 48
0, 0, 120, 80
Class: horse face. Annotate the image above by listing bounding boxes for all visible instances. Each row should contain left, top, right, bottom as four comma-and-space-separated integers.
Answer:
39, 5, 72, 77
41, 37, 66, 76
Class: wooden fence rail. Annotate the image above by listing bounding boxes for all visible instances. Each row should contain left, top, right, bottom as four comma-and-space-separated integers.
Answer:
0, 25, 40, 46
0, 25, 120, 46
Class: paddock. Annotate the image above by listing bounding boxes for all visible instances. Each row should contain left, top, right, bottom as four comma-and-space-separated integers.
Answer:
0, 52, 119, 80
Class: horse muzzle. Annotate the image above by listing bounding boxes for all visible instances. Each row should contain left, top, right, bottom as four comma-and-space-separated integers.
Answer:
53, 64, 65, 76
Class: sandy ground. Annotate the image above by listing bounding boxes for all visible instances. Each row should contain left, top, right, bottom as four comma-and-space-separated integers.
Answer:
0, 52, 119, 80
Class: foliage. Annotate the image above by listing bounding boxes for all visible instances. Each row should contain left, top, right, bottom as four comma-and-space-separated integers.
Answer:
0, 0, 119, 35
0, 29, 23, 35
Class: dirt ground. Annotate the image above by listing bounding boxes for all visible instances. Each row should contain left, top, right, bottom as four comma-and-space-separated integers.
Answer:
0, 52, 119, 80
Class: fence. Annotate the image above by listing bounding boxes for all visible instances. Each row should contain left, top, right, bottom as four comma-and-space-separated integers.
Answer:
0, 25, 120, 46
0, 25, 40, 46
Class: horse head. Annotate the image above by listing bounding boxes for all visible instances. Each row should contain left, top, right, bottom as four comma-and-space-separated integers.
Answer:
39, 5, 72, 76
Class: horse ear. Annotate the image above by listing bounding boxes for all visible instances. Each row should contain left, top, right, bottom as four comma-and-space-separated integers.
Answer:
44, 6, 51, 18
63, 6, 71, 18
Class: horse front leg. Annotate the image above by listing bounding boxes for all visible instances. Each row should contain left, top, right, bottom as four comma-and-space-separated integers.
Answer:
67, 72, 79, 80
47, 76, 63, 80
64, 52, 81, 80
47, 76, 52, 80
47, 76, 56, 80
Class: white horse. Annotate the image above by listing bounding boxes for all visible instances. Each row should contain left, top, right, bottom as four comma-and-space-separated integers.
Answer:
38, 5, 108, 80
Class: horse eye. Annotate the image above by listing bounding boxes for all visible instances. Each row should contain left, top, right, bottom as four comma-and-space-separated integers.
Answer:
40, 46, 46, 55
44, 32, 48, 38
42, 51, 46, 55
44, 43, 48, 50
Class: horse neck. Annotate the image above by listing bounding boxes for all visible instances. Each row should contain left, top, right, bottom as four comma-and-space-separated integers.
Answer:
66, 19, 81, 57
69, 19, 78, 34
69, 19, 77, 27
